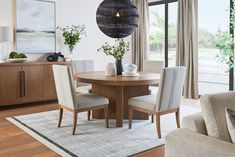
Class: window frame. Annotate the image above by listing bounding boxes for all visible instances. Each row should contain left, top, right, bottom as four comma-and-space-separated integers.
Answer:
148, 0, 178, 67
149, 0, 235, 91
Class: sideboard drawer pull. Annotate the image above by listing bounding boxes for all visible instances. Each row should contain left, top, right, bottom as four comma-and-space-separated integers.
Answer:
19, 71, 25, 97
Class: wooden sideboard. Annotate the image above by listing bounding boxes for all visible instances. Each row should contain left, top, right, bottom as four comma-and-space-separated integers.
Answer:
0, 61, 70, 107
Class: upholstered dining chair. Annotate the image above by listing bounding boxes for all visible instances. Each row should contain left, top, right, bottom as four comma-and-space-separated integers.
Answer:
143, 60, 165, 73
53, 65, 109, 135
71, 60, 94, 95
143, 60, 165, 95
128, 67, 186, 138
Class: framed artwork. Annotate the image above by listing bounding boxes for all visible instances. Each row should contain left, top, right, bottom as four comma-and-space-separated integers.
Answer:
14, 0, 56, 53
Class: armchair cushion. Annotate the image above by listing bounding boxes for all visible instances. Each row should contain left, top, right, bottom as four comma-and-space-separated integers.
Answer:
165, 129, 235, 157
200, 92, 235, 142
182, 112, 207, 135
225, 108, 235, 144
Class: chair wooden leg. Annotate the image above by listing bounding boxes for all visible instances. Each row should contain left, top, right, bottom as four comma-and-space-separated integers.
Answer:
151, 115, 154, 123
88, 111, 91, 121
72, 111, 78, 135
176, 109, 181, 128
104, 105, 109, 128
156, 113, 161, 138
58, 108, 63, 127
128, 106, 133, 129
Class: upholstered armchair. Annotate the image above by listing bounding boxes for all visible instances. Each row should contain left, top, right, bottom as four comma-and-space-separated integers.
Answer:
165, 92, 235, 157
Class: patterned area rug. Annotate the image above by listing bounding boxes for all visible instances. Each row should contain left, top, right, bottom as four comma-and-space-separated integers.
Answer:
7, 105, 200, 157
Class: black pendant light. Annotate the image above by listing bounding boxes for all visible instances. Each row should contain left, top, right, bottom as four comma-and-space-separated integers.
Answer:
96, 0, 139, 38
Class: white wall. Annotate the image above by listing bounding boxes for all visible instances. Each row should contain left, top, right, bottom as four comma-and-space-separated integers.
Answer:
0, 0, 132, 70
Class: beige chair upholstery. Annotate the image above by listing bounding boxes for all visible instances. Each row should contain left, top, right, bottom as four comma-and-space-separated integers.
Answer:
129, 67, 186, 112
200, 91, 235, 142
165, 129, 235, 157
143, 60, 165, 95
225, 108, 235, 143
53, 65, 77, 108
71, 60, 94, 94
165, 92, 235, 157
143, 60, 165, 73
182, 112, 207, 135
128, 67, 186, 138
53, 65, 109, 135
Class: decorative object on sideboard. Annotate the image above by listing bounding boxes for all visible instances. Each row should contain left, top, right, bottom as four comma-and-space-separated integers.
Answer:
57, 25, 86, 61
98, 39, 129, 75
8, 51, 27, 63
15, 0, 56, 53
123, 64, 139, 77
105, 63, 117, 76
96, 0, 139, 38
47, 52, 65, 62
0, 26, 13, 63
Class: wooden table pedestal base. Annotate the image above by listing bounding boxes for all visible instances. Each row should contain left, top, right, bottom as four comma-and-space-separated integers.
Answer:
92, 84, 150, 127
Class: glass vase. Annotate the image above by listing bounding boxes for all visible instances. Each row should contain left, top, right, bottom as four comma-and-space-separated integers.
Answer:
115, 59, 123, 75
67, 45, 74, 61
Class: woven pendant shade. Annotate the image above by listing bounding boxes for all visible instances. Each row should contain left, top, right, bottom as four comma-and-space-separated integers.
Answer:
96, 0, 139, 38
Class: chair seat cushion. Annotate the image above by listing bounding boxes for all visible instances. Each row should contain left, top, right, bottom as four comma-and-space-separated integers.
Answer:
75, 94, 109, 109
149, 86, 158, 95
128, 95, 156, 111
76, 85, 92, 94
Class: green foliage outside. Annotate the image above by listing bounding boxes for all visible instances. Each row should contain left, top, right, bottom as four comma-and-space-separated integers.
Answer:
57, 25, 86, 52
149, 12, 217, 52
215, 1, 235, 70
97, 39, 130, 60
149, 12, 166, 54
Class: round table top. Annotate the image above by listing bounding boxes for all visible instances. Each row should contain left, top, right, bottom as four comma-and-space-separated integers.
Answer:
74, 71, 160, 86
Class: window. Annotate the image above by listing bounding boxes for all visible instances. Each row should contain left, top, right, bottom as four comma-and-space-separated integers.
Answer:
168, 2, 177, 67
198, 0, 230, 94
149, 4, 165, 62
149, 0, 178, 67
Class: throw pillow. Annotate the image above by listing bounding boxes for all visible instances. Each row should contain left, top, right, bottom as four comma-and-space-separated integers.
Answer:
225, 108, 235, 144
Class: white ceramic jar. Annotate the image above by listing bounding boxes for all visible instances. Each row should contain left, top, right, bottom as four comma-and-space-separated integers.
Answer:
105, 63, 117, 76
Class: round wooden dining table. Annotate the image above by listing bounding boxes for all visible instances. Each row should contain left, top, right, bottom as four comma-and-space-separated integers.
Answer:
74, 71, 160, 127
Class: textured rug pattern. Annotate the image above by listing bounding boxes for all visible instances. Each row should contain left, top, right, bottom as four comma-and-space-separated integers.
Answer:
7, 105, 200, 157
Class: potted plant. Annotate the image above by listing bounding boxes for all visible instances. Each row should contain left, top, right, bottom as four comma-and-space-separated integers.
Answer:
98, 39, 130, 75
57, 25, 86, 60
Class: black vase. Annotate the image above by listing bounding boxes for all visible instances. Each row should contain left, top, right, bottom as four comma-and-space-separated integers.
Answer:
115, 59, 123, 75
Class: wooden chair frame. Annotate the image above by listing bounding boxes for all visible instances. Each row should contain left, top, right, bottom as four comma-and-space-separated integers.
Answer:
58, 104, 109, 135
128, 106, 180, 138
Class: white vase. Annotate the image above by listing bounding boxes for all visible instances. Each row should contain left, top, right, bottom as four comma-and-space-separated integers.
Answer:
105, 63, 117, 76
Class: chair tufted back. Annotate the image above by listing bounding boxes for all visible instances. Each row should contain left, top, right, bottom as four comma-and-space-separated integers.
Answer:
156, 67, 186, 112
71, 60, 94, 87
143, 60, 165, 73
53, 65, 77, 108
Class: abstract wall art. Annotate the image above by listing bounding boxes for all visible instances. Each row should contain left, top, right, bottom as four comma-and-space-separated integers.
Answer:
15, 0, 56, 53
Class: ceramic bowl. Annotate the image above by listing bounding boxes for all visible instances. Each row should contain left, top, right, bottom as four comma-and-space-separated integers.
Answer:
8, 58, 28, 63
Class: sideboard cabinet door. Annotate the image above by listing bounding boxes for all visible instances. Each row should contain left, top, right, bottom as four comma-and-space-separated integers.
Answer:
43, 65, 57, 100
0, 66, 22, 106
22, 65, 44, 103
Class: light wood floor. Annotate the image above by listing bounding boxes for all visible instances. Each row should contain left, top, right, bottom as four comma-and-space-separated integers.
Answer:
0, 101, 164, 157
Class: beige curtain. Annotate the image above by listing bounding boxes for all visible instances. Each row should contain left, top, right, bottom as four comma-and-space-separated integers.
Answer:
132, 0, 149, 72
176, 0, 199, 99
